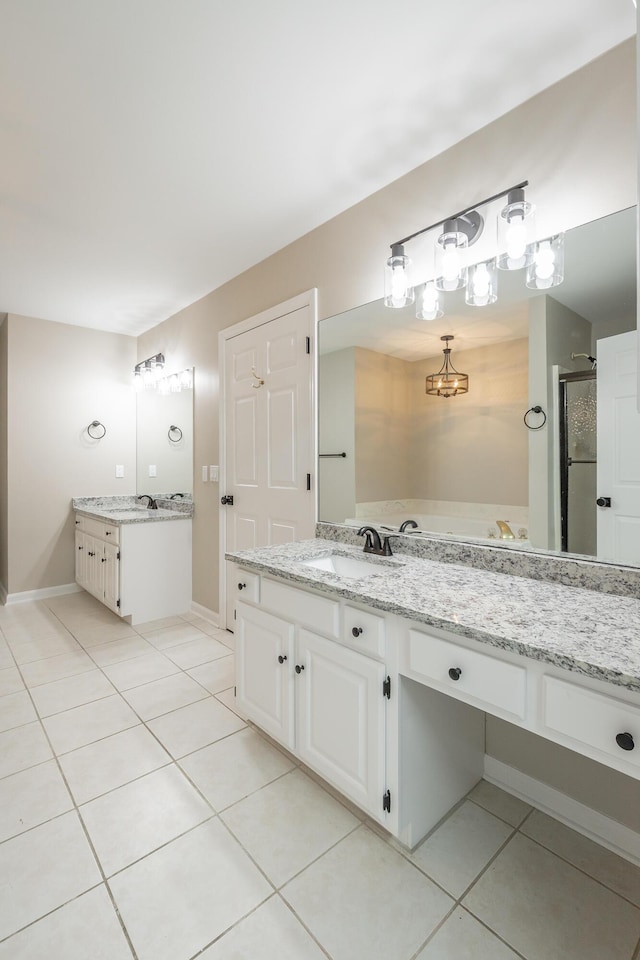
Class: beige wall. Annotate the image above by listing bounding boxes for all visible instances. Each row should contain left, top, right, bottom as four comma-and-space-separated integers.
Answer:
0, 316, 8, 595
318, 348, 356, 522
5, 315, 136, 595
410, 338, 529, 506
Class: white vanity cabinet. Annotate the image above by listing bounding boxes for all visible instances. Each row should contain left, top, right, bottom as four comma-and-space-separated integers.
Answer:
235, 586, 390, 823
75, 513, 192, 624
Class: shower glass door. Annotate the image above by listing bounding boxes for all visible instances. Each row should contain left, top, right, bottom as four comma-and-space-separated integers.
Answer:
559, 371, 597, 556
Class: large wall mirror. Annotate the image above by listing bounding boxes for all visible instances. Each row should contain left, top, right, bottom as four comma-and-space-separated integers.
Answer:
318, 207, 638, 566
136, 369, 194, 496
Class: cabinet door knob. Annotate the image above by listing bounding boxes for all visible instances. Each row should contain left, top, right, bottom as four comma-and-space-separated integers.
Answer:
237, 582, 246, 590
78, 546, 83, 551
448, 667, 462, 681
101, 557, 107, 563
616, 732, 635, 752
295, 664, 305, 674
277, 655, 287, 664
351, 626, 363, 637
105, 531, 112, 536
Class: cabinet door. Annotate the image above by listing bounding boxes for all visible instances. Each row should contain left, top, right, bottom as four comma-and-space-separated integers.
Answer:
296, 629, 386, 819
85, 534, 104, 601
75, 531, 88, 589
236, 601, 294, 748
102, 542, 121, 614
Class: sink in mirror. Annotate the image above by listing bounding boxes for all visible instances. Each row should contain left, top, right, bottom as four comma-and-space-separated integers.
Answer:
136, 368, 194, 496
318, 207, 638, 566
302, 554, 387, 579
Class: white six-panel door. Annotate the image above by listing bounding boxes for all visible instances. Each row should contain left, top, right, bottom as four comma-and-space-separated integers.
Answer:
221, 292, 316, 627
597, 330, 640, 564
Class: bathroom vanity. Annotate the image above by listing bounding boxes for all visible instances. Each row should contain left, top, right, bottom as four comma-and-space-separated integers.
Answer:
228, 537, 640, 852
73, 497, 192, 624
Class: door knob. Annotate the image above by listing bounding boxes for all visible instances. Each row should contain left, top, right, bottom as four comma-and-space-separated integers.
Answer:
596, 496, 611, 507
616, 732, 635, 751
295, 664, 305, 674
448, 667, 462, 681
352, 627, 363, 637
221, 495, 234, 505
277, 655, 287, 664
237, 582, 246, 590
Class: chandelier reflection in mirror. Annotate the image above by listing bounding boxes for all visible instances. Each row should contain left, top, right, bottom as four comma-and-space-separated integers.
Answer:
425, 336, 469, 398
384, 181, 565, 317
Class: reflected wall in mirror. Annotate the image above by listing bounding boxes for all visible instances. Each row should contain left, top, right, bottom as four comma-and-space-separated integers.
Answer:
318, 208, 638, 565
136, 368, 194, 495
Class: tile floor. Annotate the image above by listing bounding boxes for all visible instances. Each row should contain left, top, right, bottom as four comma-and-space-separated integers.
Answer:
1, 590, 639, 960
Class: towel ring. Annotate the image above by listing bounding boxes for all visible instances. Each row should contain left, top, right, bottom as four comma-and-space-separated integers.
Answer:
87, 420, 106, 439
168, 424, 183, 442
523, 406, 547, 430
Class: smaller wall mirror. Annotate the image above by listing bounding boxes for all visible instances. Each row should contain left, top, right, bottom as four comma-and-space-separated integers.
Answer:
136, 368, 194, 495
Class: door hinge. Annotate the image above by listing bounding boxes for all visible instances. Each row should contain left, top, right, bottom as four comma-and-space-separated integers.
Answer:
383, 790, 391, 814
117, 551, 120, 560
234, 685, 236, 696
234, 609, 237, 620
382, 676, 391, 699
305, 336, 310, 355
116, 599, 120, 609
306, 473, 311, 491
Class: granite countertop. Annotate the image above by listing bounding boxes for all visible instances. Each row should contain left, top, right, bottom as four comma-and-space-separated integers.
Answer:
226, 538, 640, 694
73, 496, 193, 524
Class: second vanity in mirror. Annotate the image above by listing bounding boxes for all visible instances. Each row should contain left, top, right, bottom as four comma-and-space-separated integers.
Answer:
318, 207, 638, 568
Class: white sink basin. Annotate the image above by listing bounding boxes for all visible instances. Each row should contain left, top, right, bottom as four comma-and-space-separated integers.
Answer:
302, 554, 382, 579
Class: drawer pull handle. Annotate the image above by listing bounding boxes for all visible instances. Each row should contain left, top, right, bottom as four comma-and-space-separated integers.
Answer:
295, 664, 305, 674
352, 627, 363, 637
105, 531, 112, 536
277, 655, 287, 664
616, 732, 635, 752
237, 582, 246, 590
448, 667, 462, 681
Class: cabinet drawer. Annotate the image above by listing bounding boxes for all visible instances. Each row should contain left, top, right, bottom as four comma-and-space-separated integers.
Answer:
343, 605, 385, 658
80, 516, 120, 544
235, 570, 260, 603
543, 676, 640, 770
407, 629, 526, 719
261, 578, 339, 638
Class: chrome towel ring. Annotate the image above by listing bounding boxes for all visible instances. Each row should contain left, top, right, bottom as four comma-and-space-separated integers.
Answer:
87, 420, 106, 439
523, 406, 547, 430
168, 424, 183, 442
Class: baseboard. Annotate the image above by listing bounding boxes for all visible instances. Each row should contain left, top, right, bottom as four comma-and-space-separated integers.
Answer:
0, 582, 6, 605
3, 583, 82, 606
484, 755, 640, 867
190, 601, 219, 627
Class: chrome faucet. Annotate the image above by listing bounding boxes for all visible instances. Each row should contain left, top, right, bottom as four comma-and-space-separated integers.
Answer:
137, 494, 158, 510
357, 525, 394, 556
495, 520, 515, 539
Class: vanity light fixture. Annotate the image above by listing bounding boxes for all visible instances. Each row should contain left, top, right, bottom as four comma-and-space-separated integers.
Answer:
425, 336, 469, 398
383, 180, 565, 317
134, 353, 165, 392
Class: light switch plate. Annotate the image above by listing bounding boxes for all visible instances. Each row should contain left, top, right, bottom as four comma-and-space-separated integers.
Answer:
115, 465, 124, 478
201, 465, 208, 482
209, 465, 219, 482
148, 465, 157, 477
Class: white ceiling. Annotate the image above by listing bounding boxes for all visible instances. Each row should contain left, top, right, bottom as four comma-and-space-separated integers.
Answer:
0, 1, 636, 336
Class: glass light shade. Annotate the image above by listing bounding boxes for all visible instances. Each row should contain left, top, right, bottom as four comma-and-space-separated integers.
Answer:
466, 259, 498, 307
416, 281, 443, 320
435, 221, 468, 292
179, 368, 193, 390
526, 233, 565, 290
498, 190, 536, 270
169, 373, 180, 393
157, 376, 170, 396
142, 361, 155, 388
133, 369, 143, 392
384, 244, 414, 308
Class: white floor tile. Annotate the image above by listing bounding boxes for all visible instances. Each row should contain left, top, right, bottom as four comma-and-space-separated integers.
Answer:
80, 765, 213, 876
200, 895, 326, 960
0, 886, 134, 960
73, 622, 139, 647
282, 826, 453, 960
140, 622, 206, 649
133, 615, 185, 634
0, 666, 24, 697
147, 696, 245, 759
463, 833, 640, 960
468, 780, 532, 827
59, 724, 171, 804
20, 650, 94, 688
42, 694, 139, 754
163, 636, 230, 669
101, 652, 180, 691
0, 760, 73, 843
87, 635, 156, 667
0, 722, 52, 778
30, 669, 116, 717
11, 634, 79, 665
222, 769, 358, 886
215, 686, 241, 715
416, 907, 521, 959
521, 809, 640, 906
0, 811, 101, 941
109, 818, 272, 960
410, 800, 512, 897
180, 727, 294, 812
0, 689, 38, 733
188, 655, 235, 694
121, 671, 209, 720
